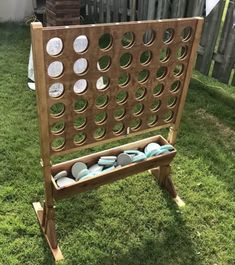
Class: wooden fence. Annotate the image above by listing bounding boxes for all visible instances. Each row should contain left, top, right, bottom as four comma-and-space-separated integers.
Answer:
81, 0, 235, 86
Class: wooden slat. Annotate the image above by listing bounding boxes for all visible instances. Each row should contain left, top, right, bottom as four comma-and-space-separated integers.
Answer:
106, 0, 111, 22
130, 0, 136, 21
146, 0, 156, 20
156, 0, 170, 19
113, 0, 119, 22
171, 0, 187, 18
212, 0, 235, 83
195, 0, 225, 75
99, 0, 104, 22
186, 0, 205, 17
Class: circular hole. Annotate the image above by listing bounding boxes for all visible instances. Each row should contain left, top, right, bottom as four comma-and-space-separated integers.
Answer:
46, 37, 63, 56
132, 103, 144, 116
48, 61, 63, 78
147, 115, 158, 127
73, 58, 88, 75
51, 120, 65, 134
74, 116, 87, 129
120, 53, 132, 68
74, 132, 86, 145
113, 123, 124, 135
99, 33, 113, 50
150, 99, 161, 112
164, 110, 174, 122
73, 35, 89, 53
50, 103, 65, 117
173, 64, 184, 76
130, 118, 142, 131
135, 87, 146, 101
167, 97, 177, 108
114, 107, 126, 120
181, 27, 192, 41
160, 48, 171, 62
143, 29, 156, 45
73, 79, 88, 94
48, 83, 64, 98
163, 28, 174, 43
51, 137, 65, 151
95, 111, 107, 125
96, 76, 110, 90
122, 32, 135, 48
116, 90, 128, 104
97, 55, 111, 72
153, 83, 164, 96
156, 67, 167, 80
95, 95, 109, 109
138, 69, 149, 83
93, 127, 106, 140
177, 46, 188, 60
74, 98, 88, 113
140, 50, 152, 65
118, 72, 130, 87
171, 80, 181, 93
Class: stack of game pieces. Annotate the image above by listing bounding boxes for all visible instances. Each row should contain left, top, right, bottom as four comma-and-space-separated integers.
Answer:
117, 150, 146, 166
54, 142, 175, 188
144, 143, 174, 157
54, 170, 76, 188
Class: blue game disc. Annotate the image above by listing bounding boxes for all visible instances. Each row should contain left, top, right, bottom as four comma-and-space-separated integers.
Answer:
53, 170, 68, 181
88, 164, 104, 173
76, 168, 90, 180
144, 143, 161, 156
57, 177, 76, 188
98, 158, 116, 166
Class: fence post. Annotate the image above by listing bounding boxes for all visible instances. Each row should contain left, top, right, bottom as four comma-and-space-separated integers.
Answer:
146, 0, 156, 20
186, 0, 205, 17
195, 0, 225, 75
171, 0, 187, 18
212, 0, 235, 84
156, 0, 170, 19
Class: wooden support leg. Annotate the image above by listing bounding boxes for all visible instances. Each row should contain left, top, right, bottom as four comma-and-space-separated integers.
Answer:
149, 165, 185, 207
33, 202, 64, 261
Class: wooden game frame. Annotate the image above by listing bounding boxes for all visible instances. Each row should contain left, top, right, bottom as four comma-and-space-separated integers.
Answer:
31, 17, 203, 261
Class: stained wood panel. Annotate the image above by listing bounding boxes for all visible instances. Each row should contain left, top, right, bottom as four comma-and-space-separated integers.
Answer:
33, 18, 201, 157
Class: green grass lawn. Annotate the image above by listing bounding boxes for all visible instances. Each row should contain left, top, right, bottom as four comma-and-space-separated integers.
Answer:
0, 23, 235, 265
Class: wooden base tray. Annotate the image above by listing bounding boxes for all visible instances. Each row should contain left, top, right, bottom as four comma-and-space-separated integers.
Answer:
51, 135, 177, 200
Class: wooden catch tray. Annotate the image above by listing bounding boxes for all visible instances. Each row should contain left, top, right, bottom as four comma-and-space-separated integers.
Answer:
51, 135, 176, 200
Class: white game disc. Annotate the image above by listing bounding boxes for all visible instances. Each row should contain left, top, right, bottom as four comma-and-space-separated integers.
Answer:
73, 79, 88, 94
73, 35, 88, 53
73, 58, 88, 75
48, 61, 63, 78
71, 162, 87, 178
46, 37, 63, 56
49, 83, 64, 98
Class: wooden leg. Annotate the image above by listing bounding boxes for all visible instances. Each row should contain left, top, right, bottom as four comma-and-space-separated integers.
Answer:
33, 202, 64, 261
149, 165, 185, 207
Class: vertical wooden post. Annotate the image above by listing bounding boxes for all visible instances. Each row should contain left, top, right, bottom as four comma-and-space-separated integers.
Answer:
212, 0, 235, 83
195, 0, 225, 75
31, 22, 63, 261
